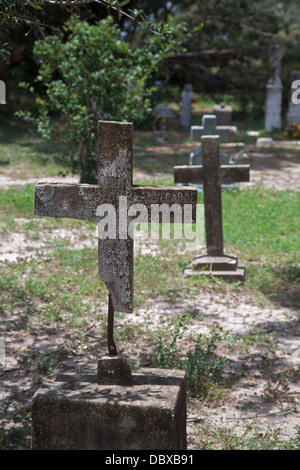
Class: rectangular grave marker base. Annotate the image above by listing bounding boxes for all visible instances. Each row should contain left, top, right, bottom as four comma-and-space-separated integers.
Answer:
184, 254, 246, 281
31, 362, 187, 450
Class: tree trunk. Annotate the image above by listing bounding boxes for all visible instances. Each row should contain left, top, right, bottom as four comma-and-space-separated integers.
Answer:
78, 140, 97, 184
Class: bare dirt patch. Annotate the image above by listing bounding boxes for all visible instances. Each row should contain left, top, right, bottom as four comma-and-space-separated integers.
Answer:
0, 172, 79, 190
0, 217, 95, 263
241, 145, 300, 191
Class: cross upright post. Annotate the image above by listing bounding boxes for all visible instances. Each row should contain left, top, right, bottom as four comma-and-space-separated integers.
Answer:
174, 135, 250, 280
202, 136, 224, 257
35, 120, 198, 358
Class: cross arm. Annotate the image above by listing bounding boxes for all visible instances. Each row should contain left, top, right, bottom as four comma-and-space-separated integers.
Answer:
190, 125, 228, 141
220, 165, 250, 183
174, 164, 250, 184
130, 185, 198, 223
34, 182, 103, 222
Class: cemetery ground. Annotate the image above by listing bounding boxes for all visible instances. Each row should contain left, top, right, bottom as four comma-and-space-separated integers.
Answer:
0, 114, 300, 450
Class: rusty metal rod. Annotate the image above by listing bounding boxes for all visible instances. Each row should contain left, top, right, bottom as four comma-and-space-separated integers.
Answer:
107, 294, 118, 356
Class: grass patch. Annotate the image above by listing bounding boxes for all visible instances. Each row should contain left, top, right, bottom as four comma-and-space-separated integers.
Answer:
1, 246, 106, 330
222, 188, 300, 263
0, 415, 31, 450
0, 184, 34, 219
153, 315, 227, 399
134, 250, 187, 306
194, 187, 300, 298
0, 182, 299, 306
196, 421, 300, 450
0, 116, 69, 177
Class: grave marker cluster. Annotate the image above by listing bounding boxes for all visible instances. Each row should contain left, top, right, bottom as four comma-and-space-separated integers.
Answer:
191, 114, 228, 141
188, 114, 244, 192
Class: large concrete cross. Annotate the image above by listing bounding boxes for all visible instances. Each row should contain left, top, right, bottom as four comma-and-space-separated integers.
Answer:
35, 120, 197, 354
174, 135, 250, 279
191, 115, 228, 141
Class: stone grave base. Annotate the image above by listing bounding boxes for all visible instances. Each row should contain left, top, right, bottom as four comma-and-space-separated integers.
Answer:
31, 361, 187, 450
184, 254, 246, 281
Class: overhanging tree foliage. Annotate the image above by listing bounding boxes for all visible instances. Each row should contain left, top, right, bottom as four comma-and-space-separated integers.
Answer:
18, 15, 185, 183
166, 0, 300, 112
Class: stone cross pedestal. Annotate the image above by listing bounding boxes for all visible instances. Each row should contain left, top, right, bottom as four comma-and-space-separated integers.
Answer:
191, 114, 228, 141
174, 135, 250, 280
32, 362, 187, 450
32, 120, 196, 450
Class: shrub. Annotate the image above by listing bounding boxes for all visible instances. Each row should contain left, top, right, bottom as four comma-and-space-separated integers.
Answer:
18, 16, 184, 183
154, 315, 227, 398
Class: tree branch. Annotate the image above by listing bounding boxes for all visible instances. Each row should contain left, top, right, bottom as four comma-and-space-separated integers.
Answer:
44, 0, 159, 36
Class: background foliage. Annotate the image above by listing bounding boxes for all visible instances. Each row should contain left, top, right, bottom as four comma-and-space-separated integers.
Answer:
1, 0, 300, 179
16, 14, 185, 182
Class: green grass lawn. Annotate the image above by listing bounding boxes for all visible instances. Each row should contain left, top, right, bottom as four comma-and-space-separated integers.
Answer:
1, 183, 298, 303
0, 117, 299, 332
222, 188, 300, 303
0, 115, 70, 178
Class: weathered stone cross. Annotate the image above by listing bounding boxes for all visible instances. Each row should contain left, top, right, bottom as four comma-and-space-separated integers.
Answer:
35, 120, 197, 354
191, 114, 228, 141
174, 135, 250, 280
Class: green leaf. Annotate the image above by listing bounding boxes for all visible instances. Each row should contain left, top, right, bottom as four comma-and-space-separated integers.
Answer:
27, 1, 43, 9
118, 0, 131, 7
